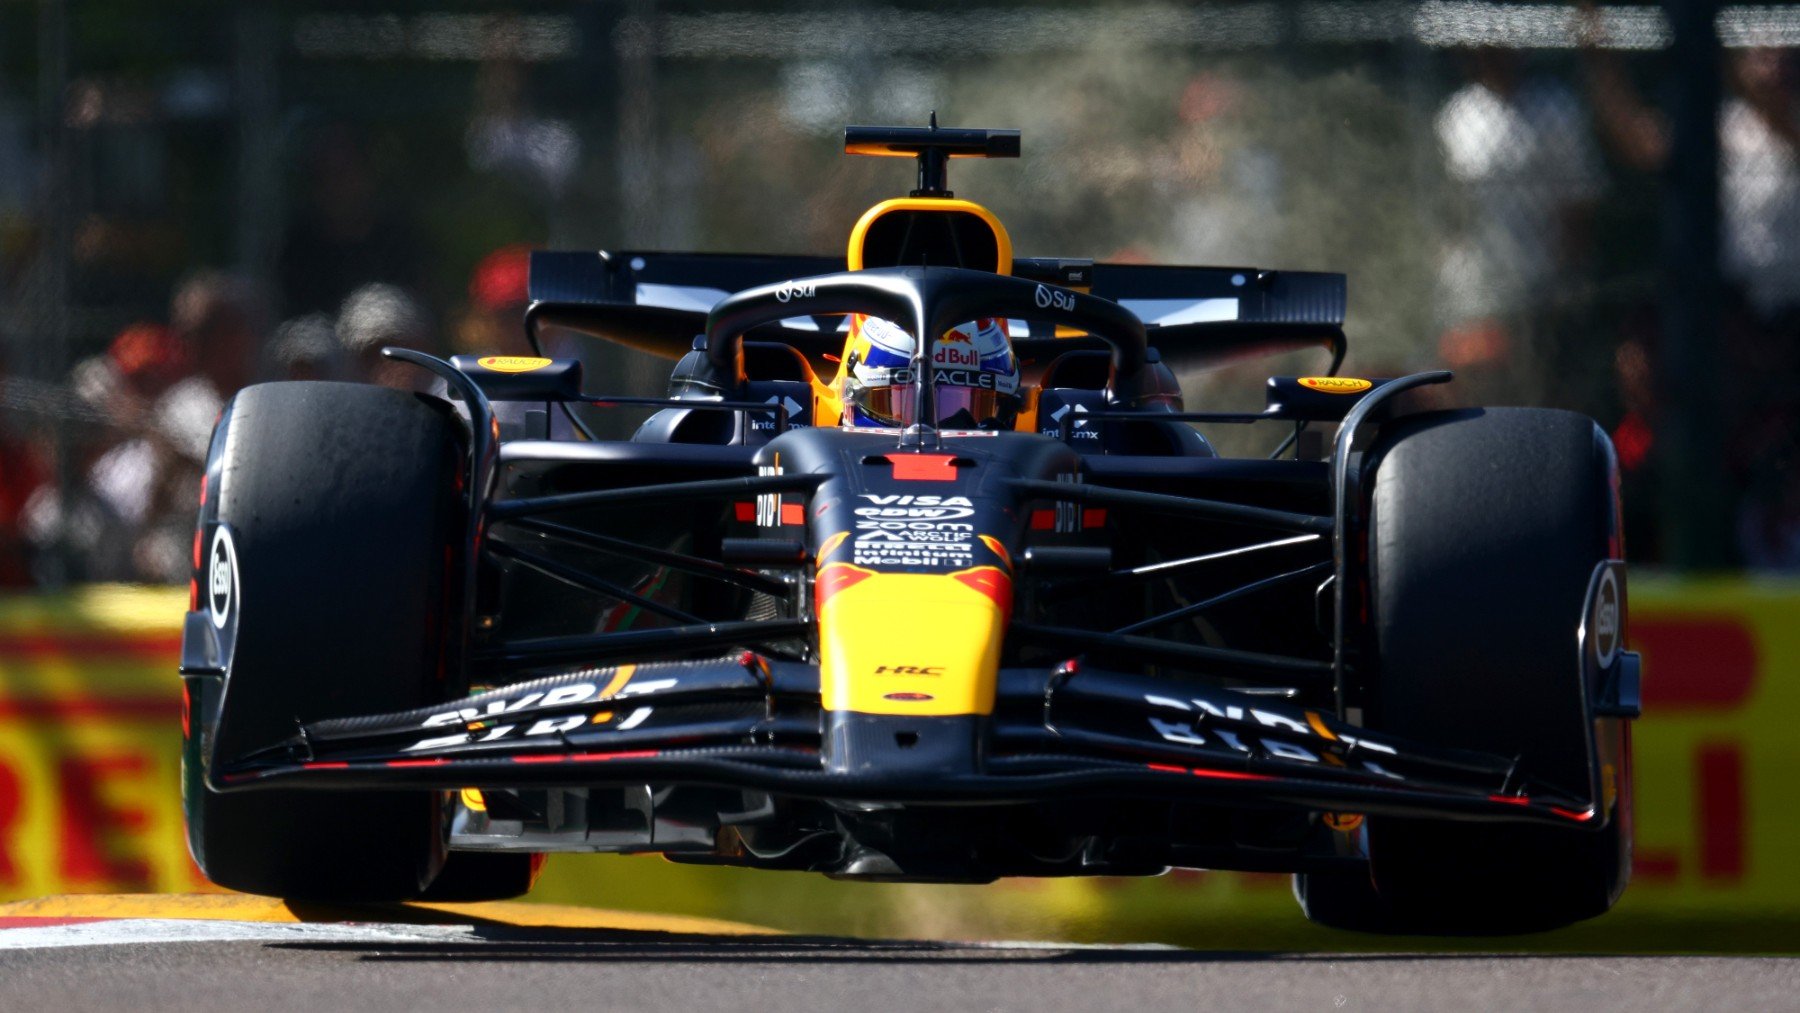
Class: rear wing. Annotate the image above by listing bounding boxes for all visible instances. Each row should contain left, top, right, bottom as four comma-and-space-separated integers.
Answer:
527, 250, 1347, 374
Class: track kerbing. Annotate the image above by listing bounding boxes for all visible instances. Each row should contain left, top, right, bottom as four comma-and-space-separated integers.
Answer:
0, 894, 776, 935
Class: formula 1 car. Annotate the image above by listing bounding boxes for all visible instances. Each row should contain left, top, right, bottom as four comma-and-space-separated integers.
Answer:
181, 123, 1639, 935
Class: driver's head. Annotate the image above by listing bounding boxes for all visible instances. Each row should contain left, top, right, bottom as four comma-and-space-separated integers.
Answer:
842, 315, 1020, 430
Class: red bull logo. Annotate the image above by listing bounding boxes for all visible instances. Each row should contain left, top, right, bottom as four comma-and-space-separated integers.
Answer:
934, 342, 980, 367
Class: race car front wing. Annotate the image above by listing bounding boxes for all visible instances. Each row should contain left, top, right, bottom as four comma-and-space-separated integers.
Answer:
209, 653, 1601, 829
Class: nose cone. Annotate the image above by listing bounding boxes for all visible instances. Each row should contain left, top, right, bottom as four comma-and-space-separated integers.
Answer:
816, 564, 1011, 717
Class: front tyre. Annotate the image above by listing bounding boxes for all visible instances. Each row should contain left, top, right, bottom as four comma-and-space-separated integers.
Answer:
1297, 408, 1630, 935
420, 852, 544, 902
183, 381, 463, 902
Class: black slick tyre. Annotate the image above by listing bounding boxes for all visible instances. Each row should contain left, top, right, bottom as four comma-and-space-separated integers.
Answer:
1297, 407, 1627, 935
1292, 868, 1394, 933
419, 852, 542, 902
185, 381, 462, 902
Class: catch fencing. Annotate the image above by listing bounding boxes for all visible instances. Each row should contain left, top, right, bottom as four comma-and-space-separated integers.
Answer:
4, 3, 1796, 578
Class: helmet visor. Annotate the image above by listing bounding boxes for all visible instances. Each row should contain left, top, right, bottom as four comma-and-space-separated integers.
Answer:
858, 383, 1002, 429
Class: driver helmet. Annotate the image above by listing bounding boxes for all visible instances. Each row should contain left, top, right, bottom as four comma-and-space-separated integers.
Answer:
842, 315, 1021, 430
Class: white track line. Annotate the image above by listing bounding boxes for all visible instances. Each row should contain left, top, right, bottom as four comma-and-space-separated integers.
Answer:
0, 918, 478, 950
966, 940, 1183, 952
0, 917, 1190, 954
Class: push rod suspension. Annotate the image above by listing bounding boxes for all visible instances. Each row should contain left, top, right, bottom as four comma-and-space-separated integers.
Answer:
476, 619, 812, 667
490, 473, 822, 520
1008, 479, 1332, 535
504, 518, 793, 597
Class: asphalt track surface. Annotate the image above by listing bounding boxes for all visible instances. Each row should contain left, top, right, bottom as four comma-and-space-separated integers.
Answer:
1, 898, 1795, 1012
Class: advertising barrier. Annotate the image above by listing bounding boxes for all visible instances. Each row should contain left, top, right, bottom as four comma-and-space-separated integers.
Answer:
0, 588, 201, 898
0, 579, 1794, 947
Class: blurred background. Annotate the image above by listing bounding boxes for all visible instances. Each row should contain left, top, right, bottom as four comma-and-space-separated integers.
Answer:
0, 0, 1794, 949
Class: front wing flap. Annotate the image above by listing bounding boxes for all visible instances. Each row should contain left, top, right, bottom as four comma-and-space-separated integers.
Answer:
211, 656, 1600, 829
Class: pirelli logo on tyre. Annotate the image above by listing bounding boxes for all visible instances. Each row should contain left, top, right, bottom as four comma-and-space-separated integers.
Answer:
1298, 376, 1372, 394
